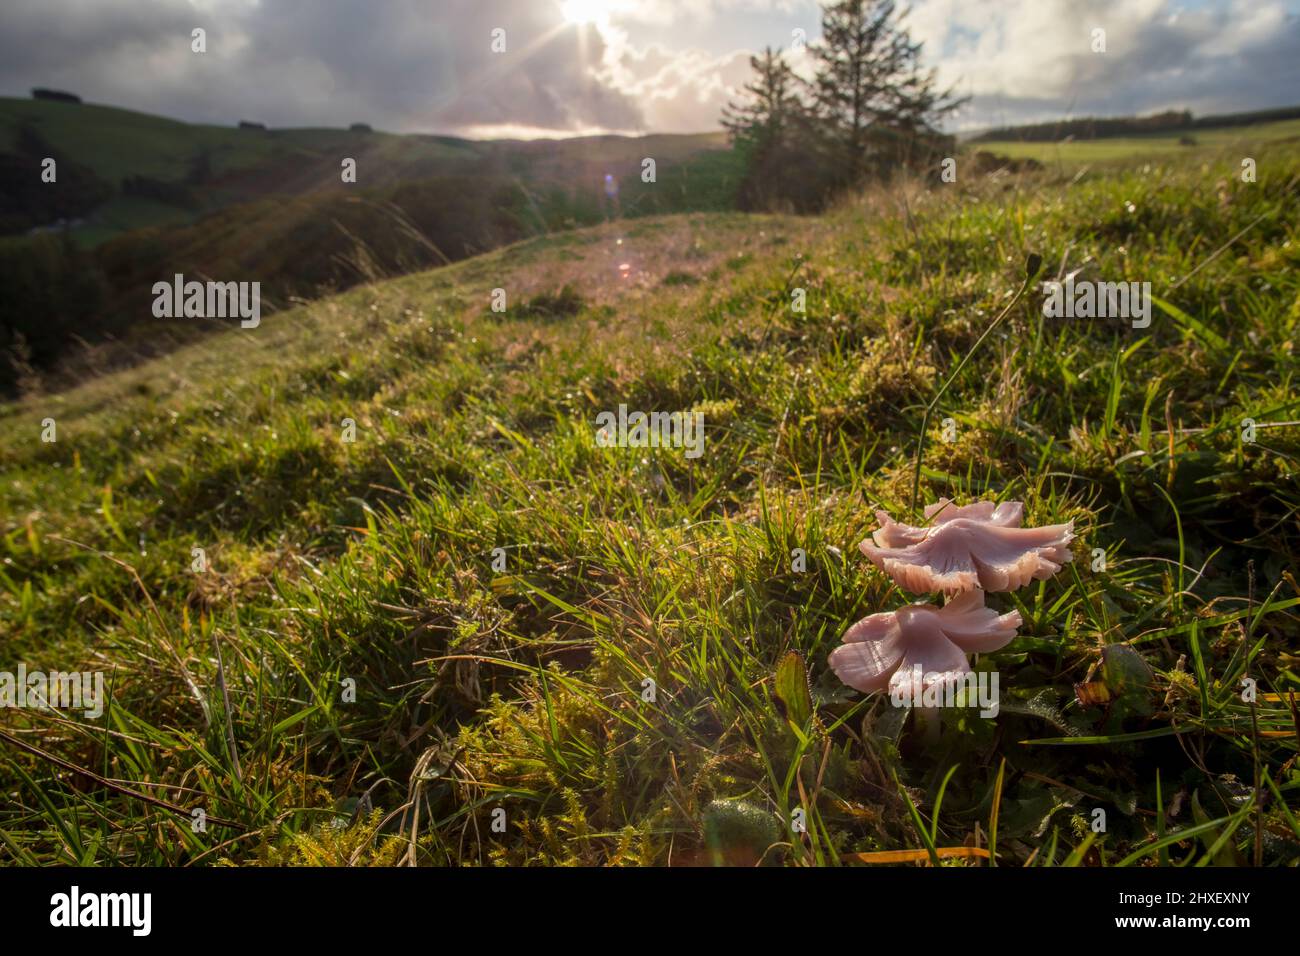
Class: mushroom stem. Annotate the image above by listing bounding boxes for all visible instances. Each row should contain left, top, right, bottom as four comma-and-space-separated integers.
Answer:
916, 703, 943, 745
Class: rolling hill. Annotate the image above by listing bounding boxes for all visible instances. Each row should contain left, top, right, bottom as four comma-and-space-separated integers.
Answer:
0, 96, 729, 242
0, 95, 737, 390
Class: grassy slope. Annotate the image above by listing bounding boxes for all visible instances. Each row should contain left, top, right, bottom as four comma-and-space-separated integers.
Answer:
0, 98, 287, 184
0, 138, 1298, 866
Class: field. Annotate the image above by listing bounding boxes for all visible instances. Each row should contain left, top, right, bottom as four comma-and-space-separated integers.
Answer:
977, 117, 1300, 167
0, 131, 1298, 866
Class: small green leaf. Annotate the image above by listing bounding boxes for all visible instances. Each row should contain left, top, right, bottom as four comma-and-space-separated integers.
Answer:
1102, 644, 1156, 717
1150, 294, 1228, 350
774, 650, 814, 728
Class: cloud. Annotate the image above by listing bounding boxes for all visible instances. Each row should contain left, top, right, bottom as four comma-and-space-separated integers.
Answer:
0, 0, 1295, 137
0, 0, 647, 134
597, 27, 756, 132
596, 0, 1300, 134
613, 0, 809, 24
904, 0, 1300, 129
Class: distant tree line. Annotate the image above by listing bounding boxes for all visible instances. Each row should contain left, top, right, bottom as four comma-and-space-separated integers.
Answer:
971, 110, 1195, 143
31, 88, 81, 104
722, 0, 963, 212
1190, 105, 1300, 129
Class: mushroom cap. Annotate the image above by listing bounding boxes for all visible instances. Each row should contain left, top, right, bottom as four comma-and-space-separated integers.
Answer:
870, 498, 1025, 549
829, 590, 1021, 695
924, 498, 1024, 527
861, 499, 1073, 594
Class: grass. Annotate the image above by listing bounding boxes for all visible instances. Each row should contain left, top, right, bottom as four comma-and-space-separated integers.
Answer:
0, 135, 1298, 866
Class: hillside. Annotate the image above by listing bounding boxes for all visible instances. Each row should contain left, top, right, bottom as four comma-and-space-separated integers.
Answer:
0, 96, 735, 390
0, 134, 1298, 866
0, 96, 728, 242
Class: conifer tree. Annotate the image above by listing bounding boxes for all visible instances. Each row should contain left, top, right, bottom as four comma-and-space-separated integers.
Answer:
721, 47, 822, 209
811, 0, 963, 178
721, 47, 800, 163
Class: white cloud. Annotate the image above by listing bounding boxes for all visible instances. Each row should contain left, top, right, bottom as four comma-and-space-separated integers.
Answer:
597, 25, 755, 132
904, 0, 1300, 128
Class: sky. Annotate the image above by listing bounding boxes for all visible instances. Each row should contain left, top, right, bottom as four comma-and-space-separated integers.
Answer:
1, 0, 1298, 138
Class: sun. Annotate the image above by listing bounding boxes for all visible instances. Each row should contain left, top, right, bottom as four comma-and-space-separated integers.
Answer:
561, 0, 610, 25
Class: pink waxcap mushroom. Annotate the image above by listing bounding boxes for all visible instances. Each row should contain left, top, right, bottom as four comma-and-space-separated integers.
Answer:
829, 590, 1021, 695
861, 499, 1074, 594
